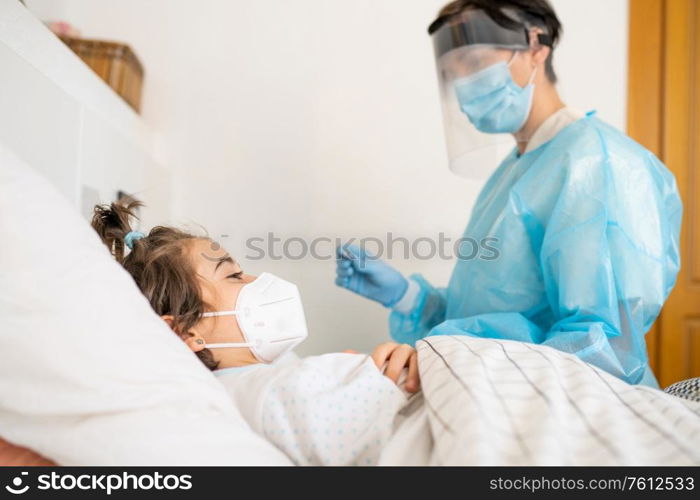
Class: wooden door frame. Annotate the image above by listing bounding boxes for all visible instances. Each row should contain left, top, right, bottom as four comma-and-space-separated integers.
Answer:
628, 0, 700, 386
627, 0, 665, 376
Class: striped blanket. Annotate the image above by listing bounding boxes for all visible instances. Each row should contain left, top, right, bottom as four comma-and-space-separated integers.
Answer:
379, 335, 700, 465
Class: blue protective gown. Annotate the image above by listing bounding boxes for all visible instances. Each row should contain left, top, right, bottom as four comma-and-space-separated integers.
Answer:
390, 114, 682, 387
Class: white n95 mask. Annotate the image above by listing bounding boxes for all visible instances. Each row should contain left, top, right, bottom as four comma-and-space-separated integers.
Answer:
201, 272, 308, 363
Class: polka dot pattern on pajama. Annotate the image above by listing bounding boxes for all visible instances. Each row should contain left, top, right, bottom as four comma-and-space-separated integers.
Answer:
261, 354, 408, 466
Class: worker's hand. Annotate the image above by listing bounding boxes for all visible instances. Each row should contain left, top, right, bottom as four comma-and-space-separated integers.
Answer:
370, 342, 420, 393
335, 244, 408, 307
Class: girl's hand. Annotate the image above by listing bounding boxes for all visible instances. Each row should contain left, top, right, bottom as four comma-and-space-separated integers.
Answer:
370, 342, 420, 393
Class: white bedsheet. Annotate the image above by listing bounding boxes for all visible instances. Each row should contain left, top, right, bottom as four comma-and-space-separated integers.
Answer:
379, 336, 700, 465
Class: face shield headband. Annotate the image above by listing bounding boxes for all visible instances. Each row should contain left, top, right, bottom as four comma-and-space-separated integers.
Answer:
428, 7, 553, 58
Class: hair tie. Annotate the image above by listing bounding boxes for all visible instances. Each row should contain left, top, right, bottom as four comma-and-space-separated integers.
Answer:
124, 230, 145, 250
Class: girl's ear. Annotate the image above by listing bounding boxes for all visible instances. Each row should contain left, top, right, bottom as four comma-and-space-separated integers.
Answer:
183, 335, 207, 353
161, 314, 187, 337
161, 315, 176, 330
161, 315, 206, 352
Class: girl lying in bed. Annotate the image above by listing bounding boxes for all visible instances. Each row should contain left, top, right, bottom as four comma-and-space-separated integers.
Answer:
92, 200, 418, 466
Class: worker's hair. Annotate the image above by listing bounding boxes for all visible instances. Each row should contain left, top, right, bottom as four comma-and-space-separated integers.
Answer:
91, 199, 219, 370
430, 0, 563, 83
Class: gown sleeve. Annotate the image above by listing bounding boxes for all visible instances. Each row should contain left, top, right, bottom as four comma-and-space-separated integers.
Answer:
388, 274, 448, 346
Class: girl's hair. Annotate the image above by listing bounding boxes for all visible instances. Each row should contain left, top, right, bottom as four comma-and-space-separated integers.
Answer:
91, 200, 219, 370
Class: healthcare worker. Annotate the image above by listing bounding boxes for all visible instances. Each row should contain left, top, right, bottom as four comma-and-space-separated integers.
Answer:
335, 0, 682, 387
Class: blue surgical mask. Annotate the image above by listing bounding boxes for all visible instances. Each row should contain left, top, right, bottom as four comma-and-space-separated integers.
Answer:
454, 53, 536, 134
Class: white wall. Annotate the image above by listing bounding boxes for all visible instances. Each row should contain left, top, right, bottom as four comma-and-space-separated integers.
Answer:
555, 1, 628, 128
22, 0, 629, 356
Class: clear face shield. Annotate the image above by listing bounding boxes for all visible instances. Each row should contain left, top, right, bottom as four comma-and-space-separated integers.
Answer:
429, 9, 551, 179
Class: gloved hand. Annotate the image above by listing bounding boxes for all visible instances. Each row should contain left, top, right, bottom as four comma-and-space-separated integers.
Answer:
335, 244, 408, 307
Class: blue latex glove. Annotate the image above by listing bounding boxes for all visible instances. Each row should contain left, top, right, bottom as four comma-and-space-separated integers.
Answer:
335, 244, 408, 307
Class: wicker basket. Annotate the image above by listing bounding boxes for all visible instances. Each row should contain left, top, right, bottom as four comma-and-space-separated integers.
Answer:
59, 35, 144, 113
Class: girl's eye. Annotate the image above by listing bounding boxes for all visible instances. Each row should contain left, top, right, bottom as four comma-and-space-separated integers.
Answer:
227, 271, 244, 280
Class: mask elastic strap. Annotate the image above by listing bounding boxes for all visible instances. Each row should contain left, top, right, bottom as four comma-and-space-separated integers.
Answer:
507, 50, 518, 67
205, 334, 303, 349
204, 341, 256, 349
202, 311, 239, 317
201, 310, 253, 349
508, 50, 538, 85
528, 65, 538, 85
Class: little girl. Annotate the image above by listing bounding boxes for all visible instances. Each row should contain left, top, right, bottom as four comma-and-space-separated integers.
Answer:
91, 200, 420, 465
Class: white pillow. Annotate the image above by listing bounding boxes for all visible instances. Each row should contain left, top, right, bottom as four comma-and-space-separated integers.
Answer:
0, 145, 292, 465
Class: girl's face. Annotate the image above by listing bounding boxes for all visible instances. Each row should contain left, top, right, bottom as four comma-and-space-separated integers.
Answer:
179, 238, 259, 368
